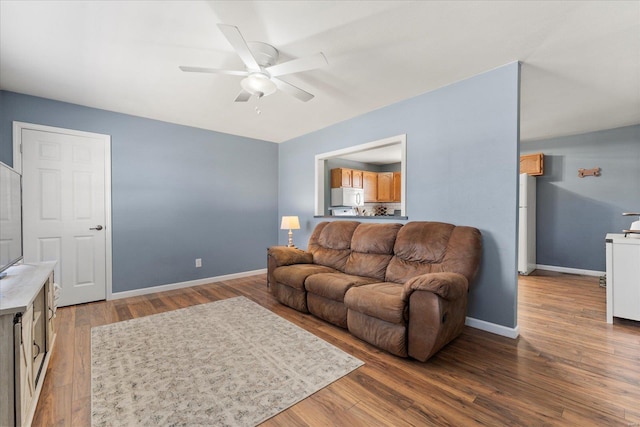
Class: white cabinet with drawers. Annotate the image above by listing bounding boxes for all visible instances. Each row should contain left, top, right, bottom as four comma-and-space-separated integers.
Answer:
605, 234, 640, 323
0, 262, 56, 426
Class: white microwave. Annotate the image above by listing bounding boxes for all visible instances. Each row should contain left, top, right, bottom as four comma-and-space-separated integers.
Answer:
331, 188, 364, 207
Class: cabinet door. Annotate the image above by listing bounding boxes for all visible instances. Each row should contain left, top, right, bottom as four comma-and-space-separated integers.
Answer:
377, 173, 394, 202
341, 169, 352, 187
46, 274, 55, 351
352, 170, 363, 189
330, 168, 353, 188
611, 242, 640, 321
393, 172, 401, 202
363, 172, 377, 202
15, 305, 35, 426
330, 168, 342, 188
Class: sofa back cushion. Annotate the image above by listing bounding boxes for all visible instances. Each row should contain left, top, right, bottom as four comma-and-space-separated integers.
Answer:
385, 222, 482, 284
308, 221, 360, 271
344, 223, 402, 280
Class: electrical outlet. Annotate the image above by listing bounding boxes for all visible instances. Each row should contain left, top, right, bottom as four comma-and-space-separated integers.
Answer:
195, 258, 202, 268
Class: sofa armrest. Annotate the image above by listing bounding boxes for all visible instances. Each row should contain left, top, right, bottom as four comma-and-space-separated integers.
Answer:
403, 272, 469, 301
267, 246, 313, 268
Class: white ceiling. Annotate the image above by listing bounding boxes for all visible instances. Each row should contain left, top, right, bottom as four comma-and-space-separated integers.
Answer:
1, 1, 639, 144
338, 145, 402, 165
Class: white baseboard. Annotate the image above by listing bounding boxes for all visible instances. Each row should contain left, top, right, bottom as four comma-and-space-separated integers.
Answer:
535, 264, 605, 277
465, 317, 520, 339
111, 269, 520, 341
109, 268, 267, 300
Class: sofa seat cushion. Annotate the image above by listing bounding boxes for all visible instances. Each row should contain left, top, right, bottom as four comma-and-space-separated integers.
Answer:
344, 282, 407, 325
273, 264, 337, 290
305, 273, 379, 302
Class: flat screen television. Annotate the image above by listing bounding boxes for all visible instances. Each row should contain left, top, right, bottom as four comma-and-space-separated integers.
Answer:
0, 162, 23, 276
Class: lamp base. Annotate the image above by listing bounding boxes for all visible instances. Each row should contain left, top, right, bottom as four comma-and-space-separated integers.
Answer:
287, 229, 294, 247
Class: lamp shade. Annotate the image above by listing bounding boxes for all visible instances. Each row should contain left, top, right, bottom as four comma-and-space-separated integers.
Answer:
280, 216, 300, 230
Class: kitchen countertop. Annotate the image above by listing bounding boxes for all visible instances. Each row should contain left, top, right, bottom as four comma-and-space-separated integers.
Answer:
314, 215, 408, 220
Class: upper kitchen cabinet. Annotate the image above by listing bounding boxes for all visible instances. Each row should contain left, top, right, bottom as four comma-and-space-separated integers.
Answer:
377, 172, 394, 202
520, 153, 544, 176
331, 168, 362, 188
335, 169, 402, 203
331, 168, 351, 188
352, 170, 363, 188
393, 172, 401, 202
363, 171, 377, 202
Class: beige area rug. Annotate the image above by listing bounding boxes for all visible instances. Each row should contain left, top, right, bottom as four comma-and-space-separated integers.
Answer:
91, 296, 363, 426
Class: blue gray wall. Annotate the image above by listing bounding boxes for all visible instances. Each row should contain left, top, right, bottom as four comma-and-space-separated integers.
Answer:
522, 124, 640, 271
279, 63, 521, 329
0, 91, 278, 293
1, 62, 522, 329
379, 162, 401, 173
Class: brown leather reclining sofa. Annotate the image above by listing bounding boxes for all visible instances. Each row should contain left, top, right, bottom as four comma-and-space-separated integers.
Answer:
267, 221, 482, 362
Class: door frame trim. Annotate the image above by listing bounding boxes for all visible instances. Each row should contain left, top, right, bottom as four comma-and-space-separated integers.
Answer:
13, 121, 113, 301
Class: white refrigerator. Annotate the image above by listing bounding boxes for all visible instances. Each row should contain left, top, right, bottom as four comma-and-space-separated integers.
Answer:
518, 173, 536, 275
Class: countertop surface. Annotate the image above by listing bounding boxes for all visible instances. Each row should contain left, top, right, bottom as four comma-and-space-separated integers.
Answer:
314, 215, 408, 220
0, 261, 56, 316
606, 233, 640, 243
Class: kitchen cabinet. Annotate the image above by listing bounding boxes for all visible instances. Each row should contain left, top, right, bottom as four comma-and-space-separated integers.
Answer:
377, 172, 394, 202
606, 234, 640, 323
393, 172, 401, 202
363, 172, 377, 202
0, 262, 56, 427
520, 153, 544, 176
351, 170, 363, 189
331, 168, 363, 189
331, 168, 351, 188
363, 171, 402, 203
331, 168, 364, 188
333, 168, 401, 203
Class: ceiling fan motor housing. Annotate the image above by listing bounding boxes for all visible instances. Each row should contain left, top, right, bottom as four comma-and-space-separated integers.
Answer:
246, 42, 279, 69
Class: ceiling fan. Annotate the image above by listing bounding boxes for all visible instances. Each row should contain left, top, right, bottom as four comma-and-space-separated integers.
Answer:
180, 24, 327, 103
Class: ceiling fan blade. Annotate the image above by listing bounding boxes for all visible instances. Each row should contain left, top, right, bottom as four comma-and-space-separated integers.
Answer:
234, 90, 252, 102
266, 53, 327, 77
217, 24, 261, 71
272, 78, 315, 102
179, 66, 249, 76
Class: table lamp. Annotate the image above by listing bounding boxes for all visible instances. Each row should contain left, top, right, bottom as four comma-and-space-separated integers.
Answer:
280, 216, 300, 247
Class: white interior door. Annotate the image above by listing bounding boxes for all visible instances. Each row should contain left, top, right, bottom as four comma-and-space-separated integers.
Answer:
21, 127, 110, 306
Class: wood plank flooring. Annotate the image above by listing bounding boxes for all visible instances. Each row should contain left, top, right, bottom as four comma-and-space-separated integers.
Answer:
31, 271, 640, 426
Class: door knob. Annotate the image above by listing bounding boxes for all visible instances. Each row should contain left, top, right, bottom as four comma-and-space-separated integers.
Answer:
90, 225, 103, 231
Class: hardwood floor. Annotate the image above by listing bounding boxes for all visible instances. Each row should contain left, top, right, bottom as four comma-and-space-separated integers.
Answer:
32, 271, 640, 426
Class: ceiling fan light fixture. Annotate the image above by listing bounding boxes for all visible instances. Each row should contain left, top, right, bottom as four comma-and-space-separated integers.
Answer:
181, 25, 326, 103
241, 73, 277, 98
